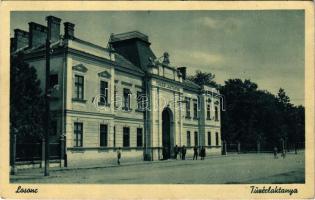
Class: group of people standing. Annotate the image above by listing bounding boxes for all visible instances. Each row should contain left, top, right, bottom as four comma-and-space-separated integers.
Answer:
173, 145, 206, 160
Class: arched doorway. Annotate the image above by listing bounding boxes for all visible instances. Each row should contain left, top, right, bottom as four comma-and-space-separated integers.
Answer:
162, 107, 173, 160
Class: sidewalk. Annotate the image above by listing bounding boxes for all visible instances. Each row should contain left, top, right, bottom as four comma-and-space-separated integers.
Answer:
10, 153, 233, 179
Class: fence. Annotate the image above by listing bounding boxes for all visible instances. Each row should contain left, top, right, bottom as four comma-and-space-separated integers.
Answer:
225, 142, 305, 154
15, 141, 61, 162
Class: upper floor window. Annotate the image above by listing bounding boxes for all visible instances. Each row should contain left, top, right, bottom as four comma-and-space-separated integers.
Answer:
123, 127, 130, 147
114, 85, 117, 108
100, 124, 108, 147
193, 100, 198, 119
74, 75, 84, 100
74, 122, 83, 147
123, 88, 131, 111
185, 97, 191, 118
99, 80, 108, 105
207, 104, 211, 120
215, 106, 219, 121
137, 91, 145, 110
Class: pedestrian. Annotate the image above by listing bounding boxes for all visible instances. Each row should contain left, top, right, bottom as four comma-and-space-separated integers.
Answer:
174, 145, 179, 160
193, 145, 198, 160
200, 146, 206, 160
273, 146, 278, 159
181, 145, 186, 160
179, 146, 182, 159
281, 148, 286, 159
117, 147, 121, 165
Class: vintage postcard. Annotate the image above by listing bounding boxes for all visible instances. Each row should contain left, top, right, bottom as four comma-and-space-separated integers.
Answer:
0, 1, 314, 199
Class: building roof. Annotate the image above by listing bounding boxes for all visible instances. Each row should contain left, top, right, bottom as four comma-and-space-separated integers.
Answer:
114, 53, 145, 75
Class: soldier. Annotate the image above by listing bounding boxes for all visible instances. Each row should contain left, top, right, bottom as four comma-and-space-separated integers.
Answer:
273, 146, 278, 159
117, 147, 121, 165
181, 145, 186, 160
174, 145, 179, 160
193, 145, 198, 160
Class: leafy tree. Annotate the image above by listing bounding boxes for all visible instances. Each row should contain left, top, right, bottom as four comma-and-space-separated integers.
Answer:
10, 53, 45, 142
189, 70, 305, 151
187, 70, 218, 88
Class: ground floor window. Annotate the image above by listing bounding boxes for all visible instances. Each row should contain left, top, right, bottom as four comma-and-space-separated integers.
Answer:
186, 131, 191, 147
137, 128, 143, 147
100, 124, 108, 147
74, 122, 83, 147
194, 131, 198, 146
123, 127, 130, 147
215, 132, 219, 146
208, 132, 211, 146
113, 126, 116, 147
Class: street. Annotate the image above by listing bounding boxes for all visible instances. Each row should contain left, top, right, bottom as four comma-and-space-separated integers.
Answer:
10, 152, 304, 184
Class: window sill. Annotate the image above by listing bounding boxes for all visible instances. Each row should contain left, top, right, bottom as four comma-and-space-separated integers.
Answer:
122, 108, 133, 112
135, 108, 145, 112
98, 102, 110, 107
72, 98, 87, 103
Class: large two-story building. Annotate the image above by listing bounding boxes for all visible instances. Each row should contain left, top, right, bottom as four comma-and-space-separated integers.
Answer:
11, 16, 222, 167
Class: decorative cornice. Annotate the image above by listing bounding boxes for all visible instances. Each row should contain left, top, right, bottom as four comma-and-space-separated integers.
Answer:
98, 70, 111, 78
72, 63, 88, 73
121, 81, 132, 87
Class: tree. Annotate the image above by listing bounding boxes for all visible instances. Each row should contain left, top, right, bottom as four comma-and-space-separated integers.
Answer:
187, 70, 218, 88
10, 53, 45, 142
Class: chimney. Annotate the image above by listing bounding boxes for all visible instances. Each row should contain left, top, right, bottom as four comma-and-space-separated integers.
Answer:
46, 16, 61, 43
28, 22, 47, 48
177, 67, 187, 80
64, 22, 75, 39
12, 29, 29, 51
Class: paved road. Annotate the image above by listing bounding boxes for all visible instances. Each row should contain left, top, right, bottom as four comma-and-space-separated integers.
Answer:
11, 152, 304, 184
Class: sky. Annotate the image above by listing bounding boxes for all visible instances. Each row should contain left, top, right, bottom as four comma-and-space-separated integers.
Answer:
11, 11, 305, 106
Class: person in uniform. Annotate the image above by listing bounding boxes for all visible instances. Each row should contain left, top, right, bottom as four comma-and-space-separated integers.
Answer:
117, 147, 121, 165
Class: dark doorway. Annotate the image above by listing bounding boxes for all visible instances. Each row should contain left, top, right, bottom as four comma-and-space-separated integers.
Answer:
162, 107, 173, 159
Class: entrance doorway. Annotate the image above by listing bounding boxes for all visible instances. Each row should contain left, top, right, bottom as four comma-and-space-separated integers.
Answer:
162, 107, 173, 160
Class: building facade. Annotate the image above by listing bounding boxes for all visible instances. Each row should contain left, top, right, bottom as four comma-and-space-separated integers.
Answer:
11, 16, 222, 167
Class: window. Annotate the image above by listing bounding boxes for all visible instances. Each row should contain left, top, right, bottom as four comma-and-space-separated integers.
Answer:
207, 104, 211, 120
215, 132, 219, 146
74, 75, 84, 99
100, 124, 108, 147
137, 128, 143, 147
186, 131, 191, 147
208, 132, 211, 146
114, 85, 118, 108
193, 100, 198, 119
123, 127, 130, 147
74, 122, 83, 147
113, 126, 116, 147
123, 88, 131, 111
185, 97, 190, 118
99, 80, 108, 105
215, 106, 219, 121
194, 131, 198, 146
137, 91, 145, 110
50, 120, 57, 136
49, 74, 58, 88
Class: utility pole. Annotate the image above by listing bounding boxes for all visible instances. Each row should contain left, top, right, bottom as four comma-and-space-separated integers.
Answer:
44, 16, 52, 176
